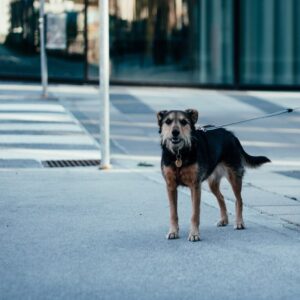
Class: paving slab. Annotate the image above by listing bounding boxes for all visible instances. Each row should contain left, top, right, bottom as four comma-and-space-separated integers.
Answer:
216, 182, 299, 207
281, 215, 300, 225
255, 205, 300, 215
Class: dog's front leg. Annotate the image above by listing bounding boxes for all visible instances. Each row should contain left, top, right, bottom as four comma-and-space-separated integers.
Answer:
166, 186, 179, 239
188, 184, 201, 242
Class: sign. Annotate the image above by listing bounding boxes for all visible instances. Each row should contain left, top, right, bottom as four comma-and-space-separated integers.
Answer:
46, 13, 66, 50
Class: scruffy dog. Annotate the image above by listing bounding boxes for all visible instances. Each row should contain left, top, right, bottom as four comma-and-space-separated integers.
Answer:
157, 109, 270, 242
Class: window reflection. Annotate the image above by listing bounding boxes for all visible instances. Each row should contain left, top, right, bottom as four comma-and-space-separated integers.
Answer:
87, 0, 234, 84
0, 0, 85, 80
0, 0, 39, 77
240, 0, 300, 85
1, 0, 299, 87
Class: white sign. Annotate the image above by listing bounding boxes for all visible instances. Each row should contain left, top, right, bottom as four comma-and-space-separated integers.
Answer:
46, 13, 66, 50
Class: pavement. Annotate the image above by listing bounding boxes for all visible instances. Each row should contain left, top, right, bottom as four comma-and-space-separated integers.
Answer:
0, 82, 300, 300
0, 83, 99, 166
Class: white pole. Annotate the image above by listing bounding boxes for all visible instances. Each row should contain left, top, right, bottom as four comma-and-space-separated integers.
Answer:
39, 0, 48, 98
99, 0, 111, 169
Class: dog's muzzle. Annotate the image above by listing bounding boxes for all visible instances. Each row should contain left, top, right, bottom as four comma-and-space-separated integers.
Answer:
171, 137, 181, 144
171, 129, 181, 144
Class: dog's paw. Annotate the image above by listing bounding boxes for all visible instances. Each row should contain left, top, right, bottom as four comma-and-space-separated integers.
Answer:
217, 218, 229, 227
166, 230, 179, 240
234, 221, 245, 230
188, 231, 201, 242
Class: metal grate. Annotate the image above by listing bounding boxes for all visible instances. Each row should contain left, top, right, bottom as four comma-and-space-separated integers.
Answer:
42, 160, 100, 168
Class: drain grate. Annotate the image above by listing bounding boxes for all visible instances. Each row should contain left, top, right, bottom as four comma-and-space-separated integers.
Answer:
42, 159, 100, 168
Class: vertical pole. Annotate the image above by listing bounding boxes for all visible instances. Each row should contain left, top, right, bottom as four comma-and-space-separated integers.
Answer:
39, 0, 48, 98
83, 0, 88, 81
99, 0, 111, 169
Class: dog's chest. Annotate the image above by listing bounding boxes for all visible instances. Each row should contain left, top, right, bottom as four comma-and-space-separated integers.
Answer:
163, 163, 199, 187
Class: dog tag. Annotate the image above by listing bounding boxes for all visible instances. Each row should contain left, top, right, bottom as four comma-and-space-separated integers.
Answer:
175, 158, 182, 168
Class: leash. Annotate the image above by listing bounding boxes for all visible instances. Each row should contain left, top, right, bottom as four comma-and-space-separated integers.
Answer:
200, 107, 300, 132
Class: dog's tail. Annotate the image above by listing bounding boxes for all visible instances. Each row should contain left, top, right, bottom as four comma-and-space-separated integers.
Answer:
235, 137, 271, 168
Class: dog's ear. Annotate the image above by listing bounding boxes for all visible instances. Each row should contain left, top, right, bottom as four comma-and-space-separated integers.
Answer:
157, 110, 168, 126
185, 109, 198, 125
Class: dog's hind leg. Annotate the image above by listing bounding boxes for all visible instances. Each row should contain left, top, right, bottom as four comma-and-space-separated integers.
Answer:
226, 168, 245, 230
208, 176, 229, 227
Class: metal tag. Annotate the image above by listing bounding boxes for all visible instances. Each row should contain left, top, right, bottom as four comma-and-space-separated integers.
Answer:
175, 159, 182, 168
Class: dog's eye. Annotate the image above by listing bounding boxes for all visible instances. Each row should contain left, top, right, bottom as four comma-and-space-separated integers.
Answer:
165, 119, 172, 125
180, 119, 188, 126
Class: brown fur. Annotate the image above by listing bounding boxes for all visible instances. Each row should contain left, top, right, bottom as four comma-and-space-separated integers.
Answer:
163, 164, 202, 241
157, 109, 270, 242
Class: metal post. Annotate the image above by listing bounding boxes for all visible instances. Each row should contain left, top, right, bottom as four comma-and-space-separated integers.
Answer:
39, 0, 48, 98
99, 0, 111, 169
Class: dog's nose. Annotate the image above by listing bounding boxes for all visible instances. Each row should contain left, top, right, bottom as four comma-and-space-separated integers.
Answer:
172, 129, 180, 137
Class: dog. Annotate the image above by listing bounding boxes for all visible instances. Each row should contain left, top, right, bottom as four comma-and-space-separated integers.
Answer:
157, 109, 270, 242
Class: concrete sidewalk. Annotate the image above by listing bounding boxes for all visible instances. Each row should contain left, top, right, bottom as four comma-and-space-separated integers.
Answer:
0, 168, 299, 300
0, 82, 299, 228
121, 87, 300, 227
0, 83, 100, 167
52, 84, 300, 228
0, 82, 300, 299
0, 82, 299, 229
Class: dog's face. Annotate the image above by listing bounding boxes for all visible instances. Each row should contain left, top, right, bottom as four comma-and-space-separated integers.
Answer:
157, 109, 198, 153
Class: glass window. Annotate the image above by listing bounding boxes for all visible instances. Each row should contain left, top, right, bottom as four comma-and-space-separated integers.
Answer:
0, 0, 85, 80
197, 0, 234, 84
87, 0, 234, 85
0, 0, 40, 78
240, 0, 300, 85
3, 0, 299, 88
86, 0, 99, 80
46, 0, 85, 80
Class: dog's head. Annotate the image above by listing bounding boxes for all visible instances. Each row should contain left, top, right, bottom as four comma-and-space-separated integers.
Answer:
157, 109, 198, 153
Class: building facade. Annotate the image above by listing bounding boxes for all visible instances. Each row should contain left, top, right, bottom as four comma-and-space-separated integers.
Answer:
0, 0, 300, 89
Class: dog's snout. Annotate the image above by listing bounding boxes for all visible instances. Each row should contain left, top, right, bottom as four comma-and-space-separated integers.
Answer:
172, 129, 180, 137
